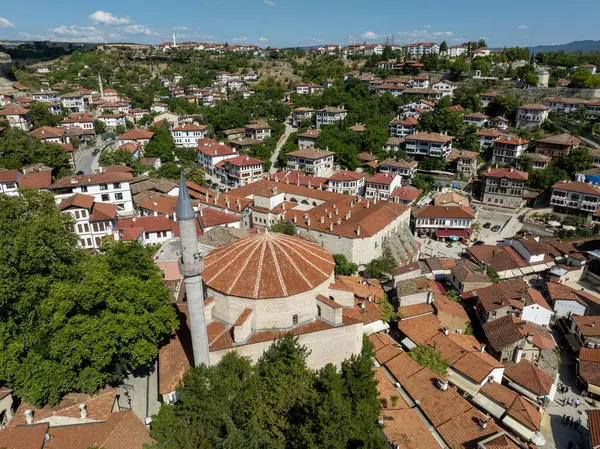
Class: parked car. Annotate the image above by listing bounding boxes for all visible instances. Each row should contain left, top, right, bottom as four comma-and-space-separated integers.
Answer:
473, 240, 485, 246
491, 225, 501, 232
483, 222, 492, 229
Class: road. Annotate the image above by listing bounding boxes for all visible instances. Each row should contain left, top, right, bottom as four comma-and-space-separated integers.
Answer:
74, 139, 115, 174
269, 118, 297, 174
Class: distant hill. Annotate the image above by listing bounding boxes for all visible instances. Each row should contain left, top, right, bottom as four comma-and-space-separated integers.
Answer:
527, 40, 600, 54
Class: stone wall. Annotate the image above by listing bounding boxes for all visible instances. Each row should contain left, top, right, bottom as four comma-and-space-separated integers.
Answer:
209, 321, 363, 369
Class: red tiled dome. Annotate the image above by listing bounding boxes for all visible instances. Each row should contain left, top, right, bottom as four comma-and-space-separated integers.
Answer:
203, 232, 335, 299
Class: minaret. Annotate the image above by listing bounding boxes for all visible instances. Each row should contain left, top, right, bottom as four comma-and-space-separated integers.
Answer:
173, 33, 177, 48
177, 173, 210, 366
98, 74, 103, 99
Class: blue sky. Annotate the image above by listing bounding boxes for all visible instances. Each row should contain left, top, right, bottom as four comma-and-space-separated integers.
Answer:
0, 0, 598, 48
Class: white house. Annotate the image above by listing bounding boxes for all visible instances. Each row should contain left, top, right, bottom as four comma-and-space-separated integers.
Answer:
49, 172, 134, 214
197, 141, 237, 178
412, 205, 475, 240
29, 126, 68, 144
0, 169, 21, 197
117, 129, 154, 148
463, 112, 490, 128
550, 181, 600, 219
492, 136, 530, 166
379, 158, 418, 180
61, 93, 85, 113
116, 215, 176, 246
431, 80, 457, 97
245, 122, 271, 141
0, 105, 31, 130
32, 90, 61, 103
171, 124, 209, 147
286, 148, 335, 177
61, 113, 95, 132
389, 116, 419, 138
405, 132, 453, 159
316, 107, 347, 128
216, 155, 264, 187
59, 193, 118, 249
365, 172, 403, 201
327, 171, 366, 196
292, 108, 316, 127
151, 103, 169, 113
98, 114, 127, 129
516, 104, 550, 129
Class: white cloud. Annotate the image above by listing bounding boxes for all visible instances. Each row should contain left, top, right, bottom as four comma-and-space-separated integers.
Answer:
518, 24, 528, 29
361, 31, 379, 40
174, 26, 188, 31
20, 32, 48, 40
264, 0, 276, 5
424, 24, 431, 28
0, 18, 15, 29
232, 36, 248, 42
49, 25, 105, 42
433, 31, 453, 36
258, 37, 268, 42
88, 11, 130, 26
121, 24, 154, 36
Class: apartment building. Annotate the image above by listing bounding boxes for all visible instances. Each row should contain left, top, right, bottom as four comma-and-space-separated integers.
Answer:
171, 123, 209, 147
379, 158, 418, 180
365, 172, 402, 201
491, 136, 529, 166
316, 107, 347, 128
405, 132, 454, 159
403, 42, 440, 58
215, 155, 264, 187
49, 172, 134, 214
481, 167, 528, 209
327, 171, 366, 196
550, 181, 600, 219
286, 148, 335, 177
515, 104, 550, 129
59, 193, 118, 249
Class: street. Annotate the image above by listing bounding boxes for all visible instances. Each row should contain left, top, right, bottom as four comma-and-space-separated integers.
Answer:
269, 117, 297, 174
74, 139, 114, 174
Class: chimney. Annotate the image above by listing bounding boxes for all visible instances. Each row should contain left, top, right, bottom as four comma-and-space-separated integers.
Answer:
357, 226, 361, 236
294, 215, 297, 223
337, 218, 341, 225
329, 222, 333, 232
24, 410, 33, 425
480, 344, 486, 353
443, 328, 449, 336
366, 201, 370, 209
307, 217, 311, 226
79, 403, 88, 419
320, 216, 325, 224
526, 332, 534, 343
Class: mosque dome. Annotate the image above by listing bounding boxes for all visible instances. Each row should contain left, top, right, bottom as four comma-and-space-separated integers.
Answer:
202, 232, 335, 299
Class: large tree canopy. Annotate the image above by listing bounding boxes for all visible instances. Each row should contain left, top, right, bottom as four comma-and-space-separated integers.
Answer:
0, 191, 177, 405
149, 334, 385, 449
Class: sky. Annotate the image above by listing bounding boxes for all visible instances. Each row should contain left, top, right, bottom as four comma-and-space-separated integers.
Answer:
0, 0, 599, 49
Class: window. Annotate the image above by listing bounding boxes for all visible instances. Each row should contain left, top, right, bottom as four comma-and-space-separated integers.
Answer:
81, 210, 87, 218
292, 314, 298, 325
84, 223, 89, 233
115, 193, 123, 200
74, 210, 80, 219
99, 183, 108, 191
317, 305, 321, 317
101, 194, 110, 202
86, 238, 92, 246
81, 186, 88, 193
113, 182, 121, 189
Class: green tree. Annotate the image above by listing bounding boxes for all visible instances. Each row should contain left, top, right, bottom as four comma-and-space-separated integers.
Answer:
364, 253, 397, 280
448, 57, 470, 81
0, 191, 177, 405
115, 124, 126, 135
99, 148, 136, 168
69, 136, 80, 150
486, 266, 500, 283
28, 102, 61, 128
440, 40, 448, 54
269, 220, 297, 236
557, 147, 593, 175
145, 121, 176, 162
380, 297, 400, 322
184, 166, 205, 185
486, 95, 521, 119
94, 119, 107, 135
408, 345, 450, 376
418, 107, 465, 136
154, 162, 181, 179
0, 128, 72, 178
333, 254, 358, 276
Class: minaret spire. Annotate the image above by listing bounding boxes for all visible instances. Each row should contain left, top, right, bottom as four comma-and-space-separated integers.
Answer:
173, 32, 177, 48
177, 173, 210, 366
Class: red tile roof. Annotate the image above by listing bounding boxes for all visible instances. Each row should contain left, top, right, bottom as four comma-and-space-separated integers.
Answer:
0, 169, 20, 183
503, 359, 553, 396
367, 172, 399, 185
29, 126, 66, 140
405, 132, 454, 143
551, 181, 600, 195
117, 129, 154, 140
390, 186, 422, 203
413, 205, 475, 219
328, 170, 366, 181
589, 409, 600, 449
483, 167, 528, 181
203, 233, 335, 299
50, 172, 133, 189
198, 208, 241, 228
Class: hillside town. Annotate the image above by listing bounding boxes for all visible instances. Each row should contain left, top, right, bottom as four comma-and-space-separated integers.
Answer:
3, 23, 600, 449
